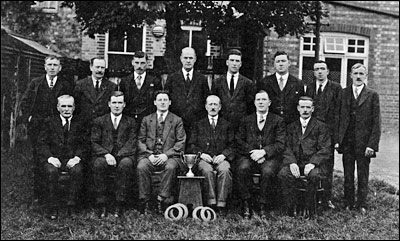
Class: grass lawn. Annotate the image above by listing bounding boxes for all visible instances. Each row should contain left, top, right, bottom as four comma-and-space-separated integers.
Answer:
1, 144, 399, 240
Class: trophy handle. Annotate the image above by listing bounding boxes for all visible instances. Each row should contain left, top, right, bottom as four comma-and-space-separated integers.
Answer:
195, 152, 202, 164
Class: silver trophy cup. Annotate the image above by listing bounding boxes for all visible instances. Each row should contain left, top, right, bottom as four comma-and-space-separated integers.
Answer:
182, 154, 199, 177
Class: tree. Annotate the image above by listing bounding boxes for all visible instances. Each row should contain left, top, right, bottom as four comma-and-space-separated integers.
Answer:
61, 1, 323, 77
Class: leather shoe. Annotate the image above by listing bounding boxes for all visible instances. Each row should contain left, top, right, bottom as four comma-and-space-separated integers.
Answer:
48, 207, 58, 220
155, 200, 164, 215
242, 200, 251, 219
360, 207, 367, 215
97, 205, 107, 218
114, 204, 124, 218
259, 204, 267, 219
140, 201, 151, 215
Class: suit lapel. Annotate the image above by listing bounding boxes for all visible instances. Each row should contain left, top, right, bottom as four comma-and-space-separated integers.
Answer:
117, 115, 128, 140
303, 117, 316, 139
283, 76, 296, 95
162, 112, 173, 143
84, 77, 96, 103
232, 75, 244, 99
262, 113, 273, 134
357, 86, 370, 106
55, 116, 65, 141
220, 76, 231, 97
270, 75, 281, 95
97, 79, 111, 101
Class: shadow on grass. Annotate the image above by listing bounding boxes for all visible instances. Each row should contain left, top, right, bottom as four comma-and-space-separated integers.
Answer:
1, 145, 399, 240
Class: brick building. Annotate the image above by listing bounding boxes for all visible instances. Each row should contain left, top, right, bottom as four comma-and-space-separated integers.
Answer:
75, 1, 399, 132
264, 1, 399, 133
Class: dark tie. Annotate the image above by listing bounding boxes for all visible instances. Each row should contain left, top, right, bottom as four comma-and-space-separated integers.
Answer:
63, 118, 69, 142
49, 78, 54, 89
158, 113, 164, 125
317, 84, 323, 96
230, 75, 235, 96
258, 117, 265, 130
211, 117, 216, 130
95, 80, 100, 93
186, 73, 191, 83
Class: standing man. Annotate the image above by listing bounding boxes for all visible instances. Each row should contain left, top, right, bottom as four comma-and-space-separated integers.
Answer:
164, 47, 209, 141
91, 91, 137, 218
278, 96, 331, 218
119, 51, 162, 130
304, 60, 342, 210
37, 95, 88, 220
187, 95, 235, 214
335, 63, 381, 214
74, 57, 117, 124
256, 51, 304, 125
19, 55, 73, 203
137, 90, 186, 215
212, 49, 256, 131
235, 90, 286, 219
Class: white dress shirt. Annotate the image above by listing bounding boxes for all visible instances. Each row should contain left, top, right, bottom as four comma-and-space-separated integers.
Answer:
227, 72, 239, 90
300, 117, 311, 134
60, 115, 71, 130
157, 111, 168, 122
352, 84, 364, 99
316, 79, 328, 93
134, 72, 147, 87
182, 68, 193, 81
111, 113, 122, 128
92, 77, 102, 88
208, 115, 218, 126
276, 72, 289, 89
47, 75, 58, 88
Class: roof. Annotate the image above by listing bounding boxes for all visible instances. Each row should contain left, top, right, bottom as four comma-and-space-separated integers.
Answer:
328, 1, 399, 17
1, 26, 61, 57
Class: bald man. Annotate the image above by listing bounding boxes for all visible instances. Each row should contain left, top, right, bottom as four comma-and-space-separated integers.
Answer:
187, 95, 235, 214
164, 47, 210, 142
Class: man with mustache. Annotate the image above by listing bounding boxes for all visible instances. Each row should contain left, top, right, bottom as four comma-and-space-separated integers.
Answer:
278, 96, 331, 218
187, 95, 235, 215
119, 51, 162, 131
91, 91, 137, 219
335, 63, 381, 214
37, 95, 88, 220
19, 55, 73, 204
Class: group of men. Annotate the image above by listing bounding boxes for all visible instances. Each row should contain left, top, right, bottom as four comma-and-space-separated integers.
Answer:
19, 46, 381, 220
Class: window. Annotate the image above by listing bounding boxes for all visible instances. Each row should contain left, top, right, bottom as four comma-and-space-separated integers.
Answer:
33, 1, 58, 13
302, 37, 316, 52
324, 37, 345, 53
348, 39, 366, 54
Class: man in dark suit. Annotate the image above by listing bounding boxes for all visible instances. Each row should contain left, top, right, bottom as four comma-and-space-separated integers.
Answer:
74, 57, 117, 124
305, 60, 342, 210
137, 90, 186, 215
212, 49, 256, 131
164, 47, 209, 141
91, 91, 137, 218
187, 95, 235, 214
256, 51, 304, 125
37, 95, 88, 220
335, 63, 381, 214
235, 90, 286, 219
119, 51, 162, 130
19, 55, 73, 203
278, 96, 331, 218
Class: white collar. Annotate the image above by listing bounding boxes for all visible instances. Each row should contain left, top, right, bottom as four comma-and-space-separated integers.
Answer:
257, 112, 268, 120
316, 79, 328, 90
352, 84, 364, 92
134, 72, 146, 80
182, 68, 193, 78
46, 75, 58, 85
110, 113, 122, 122
208, 115, 218, 122
300, 117, 311, 126
157, 111, 168, 120
92, 76, 102, 85
227, 72, 239, 79
276, 72, 289, 81
60, 115, 72, 125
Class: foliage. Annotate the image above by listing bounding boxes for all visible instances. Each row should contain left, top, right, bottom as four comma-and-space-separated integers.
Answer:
1, 145, 399, 240
0, 1, 59, 47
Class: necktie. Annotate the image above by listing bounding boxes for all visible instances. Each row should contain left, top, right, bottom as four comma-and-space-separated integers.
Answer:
211, 117, 216, 130
49, 78, 54, 89
230, 74, 235, 96
279, 76, 284, 91
136, 75, 142, 89
317, 84, 323, 96
302, 121, 307, 134
355, 88, 359, 99
63, 118, 69, 142
186, 73, 191, 83
258, 117, 265, 130
95, 80, 100, 93
158, 113, 164, 125
113, 117, 118, 129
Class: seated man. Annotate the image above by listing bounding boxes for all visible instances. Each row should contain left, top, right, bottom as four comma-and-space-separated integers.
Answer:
137, 90, 186, 215
37, 95, 89, 220
91, 91, 137, 218
235, 90, 286, 219
187, 95, 235, 214
278, 96, 331, 217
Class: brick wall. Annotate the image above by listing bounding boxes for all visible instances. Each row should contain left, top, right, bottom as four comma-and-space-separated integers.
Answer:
81, 33, 106, 61
264, 1, 399, 133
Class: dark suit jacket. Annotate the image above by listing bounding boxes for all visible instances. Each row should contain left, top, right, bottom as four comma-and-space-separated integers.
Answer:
336, 85, 381, 157
282, 117, 331, 170
73, 76, 117, 122
212, 74, 256, 128
256, 74, 304, 125
20, 74, 73, 123
91, 113, 137, 159
119, 73, 162, 122
236, 113, 286, 160
187, 117, 235, 162
138, 112, 186, 160
305, 80, 342, 135
37, 115, 89, 165
164, 70, 209, 123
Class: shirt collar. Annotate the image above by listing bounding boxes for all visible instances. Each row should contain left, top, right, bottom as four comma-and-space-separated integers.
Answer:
300, 117, 311, 126
208, 115, 218, 123
352, 84, 364, 92
316, 79, 328, 90
46, 75, 58, 85
110, 113, 122, 123
276, 72, 289, 81
157, 111, 168, 120
60, 115, 72, 125
257, 112, 268, 120
227, 72, 239, 79
182, 68, 193, 79
92, 76, 102, 86
134, 72, 146, 80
